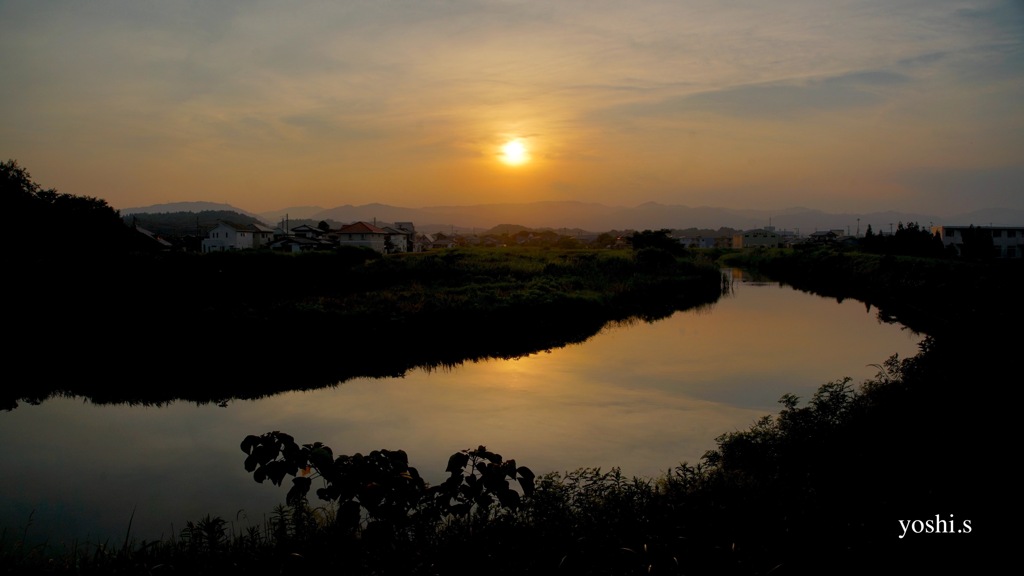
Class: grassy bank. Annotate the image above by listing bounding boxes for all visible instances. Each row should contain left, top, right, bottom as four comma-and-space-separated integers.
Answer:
718, 246, 1023, 337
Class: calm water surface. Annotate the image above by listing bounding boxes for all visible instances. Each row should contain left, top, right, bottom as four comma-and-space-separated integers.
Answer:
1, 273, 923, 544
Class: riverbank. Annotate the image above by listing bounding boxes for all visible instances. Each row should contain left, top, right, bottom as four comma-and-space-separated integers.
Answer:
8, 246, 726, 409
719, 246, 1023, 338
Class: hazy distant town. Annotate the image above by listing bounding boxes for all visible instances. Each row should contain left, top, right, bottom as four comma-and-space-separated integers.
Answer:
122, 200, 1024, 259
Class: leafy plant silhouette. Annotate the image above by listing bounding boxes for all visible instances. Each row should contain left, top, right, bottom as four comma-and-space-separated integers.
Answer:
424, 445, 536, 519
240, 432, 534, 536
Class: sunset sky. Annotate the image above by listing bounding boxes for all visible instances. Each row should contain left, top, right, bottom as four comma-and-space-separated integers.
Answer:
2, 0, 1022, 215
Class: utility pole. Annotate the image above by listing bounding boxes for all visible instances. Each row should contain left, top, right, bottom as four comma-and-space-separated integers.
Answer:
857, 218, 860, 237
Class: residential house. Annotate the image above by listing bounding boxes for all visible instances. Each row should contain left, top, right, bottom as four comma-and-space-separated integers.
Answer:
266, 235, 335, 253
714, 236, 734, 249
674, 236, 716, 249
733, 228, 782, 249
290, 224, 327, 240
335, 221, 391, 253
809, 230, 838, 244
201, 220, 275, 253
429, 232, 457, 250
131, 224, 174, 252
413, 233, 434, 252
381, 226, 413, 253
394, 222, 418, 252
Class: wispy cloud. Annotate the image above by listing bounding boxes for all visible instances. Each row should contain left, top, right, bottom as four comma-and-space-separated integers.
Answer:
597, 69, 910, 122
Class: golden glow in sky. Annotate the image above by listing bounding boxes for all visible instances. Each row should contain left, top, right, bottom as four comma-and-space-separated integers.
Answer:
500, 139, 529, 166
0, 0, 1021, 215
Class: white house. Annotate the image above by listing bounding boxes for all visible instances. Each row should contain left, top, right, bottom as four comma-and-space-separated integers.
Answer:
930, 225, 1024, 258
381, 226, 413, 253
290, 224, 326, 239
201, 221, 275, 253
394, 222, 418, 252
335, 221, 391, 253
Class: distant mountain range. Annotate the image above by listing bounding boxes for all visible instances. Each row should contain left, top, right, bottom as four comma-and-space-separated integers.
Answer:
120, 201, 1024, 235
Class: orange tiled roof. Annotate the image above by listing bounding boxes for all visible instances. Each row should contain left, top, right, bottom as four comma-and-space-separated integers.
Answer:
337, 221, 389, 234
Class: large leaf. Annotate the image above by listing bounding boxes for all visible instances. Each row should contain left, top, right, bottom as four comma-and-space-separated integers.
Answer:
496, 488, 521, 509
446, 452, 469, 473
309, 446, 334, 472
266, 460, 290, 486
243, 454, 259, 473
240, 435, 261, 455
518, 472, 535, 497
482, 471, 508, 492
253, 443, 279, 466
516, 466, 535, 482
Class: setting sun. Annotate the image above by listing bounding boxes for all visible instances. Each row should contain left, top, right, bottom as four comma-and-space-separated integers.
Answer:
500, 139, 529, 166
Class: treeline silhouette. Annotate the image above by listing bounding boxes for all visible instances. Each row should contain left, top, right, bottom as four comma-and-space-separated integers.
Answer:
3, 160, 145, 256
852, 220, 999, 260
857, 221, 945, 257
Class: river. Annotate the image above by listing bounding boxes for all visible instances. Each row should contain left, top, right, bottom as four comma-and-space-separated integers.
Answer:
0, 270, 923, 546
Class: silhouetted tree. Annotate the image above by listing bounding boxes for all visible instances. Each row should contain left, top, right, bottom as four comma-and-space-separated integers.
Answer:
592, 232, 617, 247
628, 229, 687, 256
858, 221, 944, 258
958, 225, 995, 260
3, 158, 135, 256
